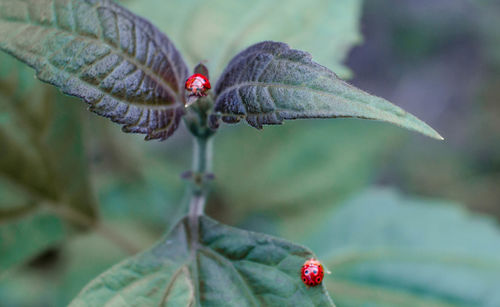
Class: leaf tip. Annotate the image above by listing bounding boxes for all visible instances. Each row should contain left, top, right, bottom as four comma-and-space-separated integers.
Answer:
421, 126, 444, 141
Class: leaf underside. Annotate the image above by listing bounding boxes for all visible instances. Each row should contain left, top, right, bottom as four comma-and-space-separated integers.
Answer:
70, 215, 334, 307
0, 0, 189, 140
214, 41, 443, 140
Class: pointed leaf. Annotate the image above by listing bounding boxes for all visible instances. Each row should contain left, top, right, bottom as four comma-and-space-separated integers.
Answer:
70, 215, 334, 306
305, 189, 500, 307
214, 41, 443, 140
0, 0, 189, 140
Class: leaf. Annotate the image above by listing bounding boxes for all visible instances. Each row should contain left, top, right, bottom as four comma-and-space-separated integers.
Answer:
214, 41, 443, 140
211, 120, 402, 228
125, 0, 362, 78
43, 94, 98, 218
0, 226, 132, 306
97, 159, 185, 228
0, 208, 66, 274
0, 53, 97, 271
0, 125, 55, 198
0, 0, 189, 140
70, 215, 334, 306
304, 189, 500, 307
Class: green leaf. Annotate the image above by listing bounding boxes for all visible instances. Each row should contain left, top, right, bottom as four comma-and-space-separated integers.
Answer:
0, 208, 65, 274
211, 120, 401, 228
0, 125, 55, 198
70, 215, 334, 306
125, 0, 362, 78
0, 53, 97, 271
0, 61, 97, 215
305, 189, 500, 307
0, 226, 132, 306
214, 41, 443, 140
43, 94, 97, 218
0, 0, 189, 140
97, 159, 185, 228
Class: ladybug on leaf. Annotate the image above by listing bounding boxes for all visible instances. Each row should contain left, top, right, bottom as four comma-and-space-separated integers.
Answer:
301, 258, 325, 287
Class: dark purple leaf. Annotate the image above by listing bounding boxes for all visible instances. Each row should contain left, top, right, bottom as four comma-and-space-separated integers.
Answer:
214, 41, 442, 140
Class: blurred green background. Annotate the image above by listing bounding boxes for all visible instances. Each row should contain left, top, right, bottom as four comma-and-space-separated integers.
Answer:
1, 0, 500, 306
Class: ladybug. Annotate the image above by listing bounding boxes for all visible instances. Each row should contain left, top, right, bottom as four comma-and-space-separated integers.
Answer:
185, 73, 211, 97
301, 258, 324, 287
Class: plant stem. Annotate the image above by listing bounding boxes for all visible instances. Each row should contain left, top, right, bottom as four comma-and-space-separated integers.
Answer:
186, 135, 213, 304
193, 135, 213, 177
188, 136, 213, 216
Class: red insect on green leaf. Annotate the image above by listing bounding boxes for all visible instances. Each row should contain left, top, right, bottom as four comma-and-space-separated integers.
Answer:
301, 258, 325, 287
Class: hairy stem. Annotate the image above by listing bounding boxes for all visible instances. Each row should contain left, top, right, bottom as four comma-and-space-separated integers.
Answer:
193, 136, 213, 176
186, 135, 213, 307
189, 136, 213, 216
169, 133, 214, 249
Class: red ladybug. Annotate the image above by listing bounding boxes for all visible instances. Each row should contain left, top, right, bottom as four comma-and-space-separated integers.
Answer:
185, 73, 211, 97
301, 258, 324, 287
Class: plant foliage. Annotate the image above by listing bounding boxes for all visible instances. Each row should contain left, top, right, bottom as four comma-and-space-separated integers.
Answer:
0, 0, 470, 306
71, 216, 333, 306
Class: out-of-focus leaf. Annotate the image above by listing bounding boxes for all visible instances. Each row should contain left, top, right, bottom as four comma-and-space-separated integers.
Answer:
0, 53, 97, 272
44, 95, 97, 218
214, 41, 443, 140
0, 64, 96, 215
211, 120, 401, 229
0, 0, 189, 140
126, 0, 362, 79
97, 159, 185, 228
0, 57, 55, 198
0, 227, 132, 307
0, 127, 54, 198
0, 208, 65, 274
304, 189, 500, 307
70, 215, 334, 307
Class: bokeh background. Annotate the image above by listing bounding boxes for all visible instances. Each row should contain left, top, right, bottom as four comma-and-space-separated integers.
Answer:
1, 0, 500, 306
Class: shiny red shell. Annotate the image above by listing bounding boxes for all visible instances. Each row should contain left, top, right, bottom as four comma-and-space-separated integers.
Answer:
185, 73, 211, 96
301, 258, 324, 287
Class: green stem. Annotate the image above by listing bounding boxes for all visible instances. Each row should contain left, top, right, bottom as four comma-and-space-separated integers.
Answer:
189, 136, 213, 216
186, 135, 213, 307
193, 136, 213, 177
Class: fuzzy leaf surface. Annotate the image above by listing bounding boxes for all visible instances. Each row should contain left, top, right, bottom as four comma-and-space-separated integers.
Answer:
0, 0, 188, 140
214, 41, 442, 140
70, 215, 334, 307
